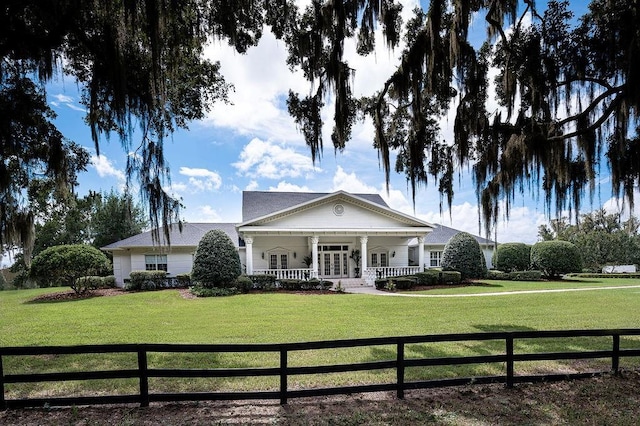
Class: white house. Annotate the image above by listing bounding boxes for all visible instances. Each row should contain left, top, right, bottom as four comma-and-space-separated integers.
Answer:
102, 191, 496, 287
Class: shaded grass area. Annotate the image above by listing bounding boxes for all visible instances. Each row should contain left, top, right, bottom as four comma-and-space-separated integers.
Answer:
1, 284, 640, 399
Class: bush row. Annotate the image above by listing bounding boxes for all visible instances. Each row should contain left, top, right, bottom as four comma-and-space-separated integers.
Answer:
374, 271, 462, 290
125, 271, 189, 291
486, 270, 542, 281
76, 275, 116, 291
565, 272, 640, 279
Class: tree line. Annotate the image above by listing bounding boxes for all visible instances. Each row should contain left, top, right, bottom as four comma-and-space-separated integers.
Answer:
537, 209, 640, 272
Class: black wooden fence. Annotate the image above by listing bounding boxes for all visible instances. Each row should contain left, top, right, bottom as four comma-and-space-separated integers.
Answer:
2, 328, 640, 410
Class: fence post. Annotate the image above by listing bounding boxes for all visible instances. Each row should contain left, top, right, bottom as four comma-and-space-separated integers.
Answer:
138, 348, 149, 407
396, 341, 405, 399
612, 334, 620, 376
506, 335, 514, 388
0, 354, 5, 411
280, 349, 288, 405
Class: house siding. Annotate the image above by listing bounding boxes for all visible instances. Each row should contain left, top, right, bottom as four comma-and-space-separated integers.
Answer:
261, 201, 409, 228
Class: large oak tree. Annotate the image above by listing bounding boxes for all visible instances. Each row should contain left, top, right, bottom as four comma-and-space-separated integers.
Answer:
2, 0, 638, 255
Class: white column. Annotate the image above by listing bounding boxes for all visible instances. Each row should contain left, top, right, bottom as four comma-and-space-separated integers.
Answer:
311, 236, 319, 279
245, 236, 254, 275
360, 236, 368, 272
418, 236, 425, 272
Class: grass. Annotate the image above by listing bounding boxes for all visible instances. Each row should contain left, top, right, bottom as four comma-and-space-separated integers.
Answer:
2, 279, 640, 399
405, 276, 640, 295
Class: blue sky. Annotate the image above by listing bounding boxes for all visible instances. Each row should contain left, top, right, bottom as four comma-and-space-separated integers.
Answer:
45, 0, 624, 245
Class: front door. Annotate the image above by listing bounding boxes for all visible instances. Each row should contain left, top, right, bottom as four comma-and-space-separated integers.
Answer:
318, 245, 349, 278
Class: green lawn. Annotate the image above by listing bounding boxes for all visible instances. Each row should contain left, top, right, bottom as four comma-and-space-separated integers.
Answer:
406, 276, 640, 295
1, 281, 640, 398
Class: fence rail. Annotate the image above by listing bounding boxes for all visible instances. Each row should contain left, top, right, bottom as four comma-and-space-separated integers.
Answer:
2, 329, 640, 410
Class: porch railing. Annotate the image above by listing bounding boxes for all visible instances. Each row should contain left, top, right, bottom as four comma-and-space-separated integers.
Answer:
253, 268, 315, 280
363, 266, 421, 285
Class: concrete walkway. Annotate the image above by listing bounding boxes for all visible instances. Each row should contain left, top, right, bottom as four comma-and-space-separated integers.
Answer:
344, 284, 640, 298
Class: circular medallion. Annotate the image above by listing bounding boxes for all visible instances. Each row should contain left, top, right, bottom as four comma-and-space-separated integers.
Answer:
333, 203, 345, 216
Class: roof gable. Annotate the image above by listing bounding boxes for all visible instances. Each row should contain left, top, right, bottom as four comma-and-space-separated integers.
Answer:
242, 191, 388, 222
239, 191, 432, 228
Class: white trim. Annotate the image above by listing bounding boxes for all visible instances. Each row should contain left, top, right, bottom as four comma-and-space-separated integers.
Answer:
237, 191, 435, 228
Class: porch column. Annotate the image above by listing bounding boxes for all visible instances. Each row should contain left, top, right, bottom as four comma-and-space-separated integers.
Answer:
360, 236, 368, 272
418, 236, 425, 271
310, 236, 319, 279
245, 236, 254, 275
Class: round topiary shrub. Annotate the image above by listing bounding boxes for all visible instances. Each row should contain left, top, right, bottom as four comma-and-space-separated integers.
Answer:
30, 244, 111, 294
191, 230, 241, 288
530, 240, 583, 279
441, 232, 487, 280
493, 242, 531, 272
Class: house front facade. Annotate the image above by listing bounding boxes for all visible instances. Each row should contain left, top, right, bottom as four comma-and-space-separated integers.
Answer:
103, 191, 495, 287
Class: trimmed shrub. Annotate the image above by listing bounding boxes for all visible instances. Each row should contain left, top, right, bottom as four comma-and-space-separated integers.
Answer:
191, 230, 241, 288
127, 270, 167, 291
190, 285, 239, 297
509, 270, 542, 281
486, 270, 509, 280
176, 273, 191, 287
494, 243, 531, 272
234, 275, 254, 293
566, 272, 640, 279
441, 232, 487, 280
249, 274, 277, 291
76, 275, 116, 289
102, 275, 116, 288
393, 277, 417, 290
375, 279, 387, 290
441, 271, 462, 284
415, 271, 440, 286
530, 241, 583, 279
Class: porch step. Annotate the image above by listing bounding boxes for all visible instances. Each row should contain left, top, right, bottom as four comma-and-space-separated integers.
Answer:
331, 278, 369, 288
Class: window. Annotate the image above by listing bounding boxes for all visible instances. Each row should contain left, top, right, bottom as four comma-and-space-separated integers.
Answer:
145, 254, 167, 271
430, 251, 442, 267
269, 252, 289, 269
370, 251, 389, 267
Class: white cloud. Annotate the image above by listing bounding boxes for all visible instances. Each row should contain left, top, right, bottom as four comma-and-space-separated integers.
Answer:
91, 155, 126, 183
182, 205, 223, 223
233, 138, 321, 179
330, 166, 378, 193
179, 167, 222, 192
419, 202, 546, 244
268, 181, 311, 192
245, 180, 260, 191
50, 93, 86, 112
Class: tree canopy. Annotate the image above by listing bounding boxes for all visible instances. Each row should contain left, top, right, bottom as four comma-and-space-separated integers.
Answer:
538, 209, 640, 271
2, 0, 639, 253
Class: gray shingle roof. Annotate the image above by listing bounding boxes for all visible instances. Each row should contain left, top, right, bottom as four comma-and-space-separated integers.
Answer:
242, 191, 389, 222
424, 224, 495, 246
101, 223, 240, 250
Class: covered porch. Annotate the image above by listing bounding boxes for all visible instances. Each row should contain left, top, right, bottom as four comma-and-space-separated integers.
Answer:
239, 230, 428, 286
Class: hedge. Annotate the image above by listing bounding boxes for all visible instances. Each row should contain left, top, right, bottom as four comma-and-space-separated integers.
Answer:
415, 271, 440, 285
248, 274, 277, 291
441, 271, 462, 284
530, 240, 582, 278
76, 275, 116, 290
126, 271, 168, 291
509, 270, 542, 281
566, 272, 640, 279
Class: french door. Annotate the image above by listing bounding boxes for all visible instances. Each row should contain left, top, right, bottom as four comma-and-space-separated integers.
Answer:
318, 245, 349, 278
